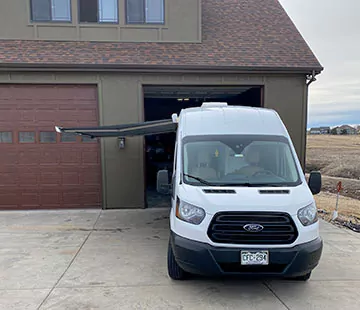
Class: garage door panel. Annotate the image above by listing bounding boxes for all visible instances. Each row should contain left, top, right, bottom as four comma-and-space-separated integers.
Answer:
40, 173, 62, 185
60, 151, 82, 164
20, 110, 37, 121
21, 192, 41, 207
62, 190, 82, 207
0, 173, 18, 186
0, 191, 18, 208
62, 172, 80, 185
82, 151, 100, 164
58, 102, 93, 110
58, 111, 81, 122
77, 110, 98, 122
83, 192, 101, 206
0, 84, 102, 210
81, 170, 102, 185
18, 151, 41, 165
35, 110, 58, 121
0, 164, 17, 173
40, 192, 61, 207
39, 151, 61, 165
0, 151, 18, 165
0, 110, 18, 121
19, 173, 39, 186
63, 87, 98, 100
0, 88, 14, 99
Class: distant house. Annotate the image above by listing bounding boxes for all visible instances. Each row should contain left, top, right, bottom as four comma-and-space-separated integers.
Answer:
333, 125, 357, 135
310, 127, 330, 134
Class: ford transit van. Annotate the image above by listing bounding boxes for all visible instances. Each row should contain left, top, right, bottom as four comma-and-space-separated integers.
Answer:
56, 102, 323, 281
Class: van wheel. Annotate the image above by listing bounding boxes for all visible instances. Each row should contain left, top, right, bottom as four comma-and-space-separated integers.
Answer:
167, 241, 187, 280
288, 272, 312, 281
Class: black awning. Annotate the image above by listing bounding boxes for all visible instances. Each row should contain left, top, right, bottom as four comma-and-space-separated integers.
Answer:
55, 119, 177, 138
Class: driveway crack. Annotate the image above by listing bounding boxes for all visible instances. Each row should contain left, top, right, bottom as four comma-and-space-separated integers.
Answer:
263, 281, 291, 310
37, 210, 103, 309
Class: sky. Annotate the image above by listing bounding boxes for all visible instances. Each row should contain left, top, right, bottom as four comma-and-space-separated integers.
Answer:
279, 0, 360, 128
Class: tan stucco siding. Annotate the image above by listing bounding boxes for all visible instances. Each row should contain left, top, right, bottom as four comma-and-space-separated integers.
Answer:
0, 71, 307, 209
264, 76, 307, 167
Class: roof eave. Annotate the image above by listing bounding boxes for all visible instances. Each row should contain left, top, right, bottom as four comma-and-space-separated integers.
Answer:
0, 63, 324, 75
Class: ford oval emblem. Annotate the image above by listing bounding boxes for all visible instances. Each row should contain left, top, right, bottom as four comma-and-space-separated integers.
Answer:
243, 224, 264, 232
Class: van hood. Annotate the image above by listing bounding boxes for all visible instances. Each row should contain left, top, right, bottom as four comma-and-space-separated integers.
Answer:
178, 183, 314, 216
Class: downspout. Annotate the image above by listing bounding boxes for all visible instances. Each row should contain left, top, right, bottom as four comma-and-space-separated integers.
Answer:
303, 70, 319, 172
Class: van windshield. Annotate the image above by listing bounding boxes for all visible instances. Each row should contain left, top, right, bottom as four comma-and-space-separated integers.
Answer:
182, 135, 301, 187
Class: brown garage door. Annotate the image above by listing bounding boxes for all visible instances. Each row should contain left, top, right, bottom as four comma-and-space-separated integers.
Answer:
0, 84, 102, 210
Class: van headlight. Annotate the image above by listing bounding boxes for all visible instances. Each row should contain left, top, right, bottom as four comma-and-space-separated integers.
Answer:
297, 202, 318, 226
176, 199, 205, 225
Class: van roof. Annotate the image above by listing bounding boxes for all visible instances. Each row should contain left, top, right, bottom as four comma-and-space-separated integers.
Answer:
179, 105, 288, 137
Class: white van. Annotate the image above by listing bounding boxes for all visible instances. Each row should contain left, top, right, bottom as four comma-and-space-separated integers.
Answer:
56, 102, 323, 281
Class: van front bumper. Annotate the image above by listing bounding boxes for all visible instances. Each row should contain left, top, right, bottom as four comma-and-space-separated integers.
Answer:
170, 232, 323, 278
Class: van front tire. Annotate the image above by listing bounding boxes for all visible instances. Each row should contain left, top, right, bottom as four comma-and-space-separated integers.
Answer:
167, 240, 187, 280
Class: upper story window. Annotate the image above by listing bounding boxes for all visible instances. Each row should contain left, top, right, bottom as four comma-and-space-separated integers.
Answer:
79, 0, 119, 23
126, 0, 164, 24
31, 0, 71, 22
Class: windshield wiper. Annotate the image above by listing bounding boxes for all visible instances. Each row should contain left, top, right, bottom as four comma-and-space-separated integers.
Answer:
183, 174, 215, 186
211, 182, 253, 187
182, 175, 289, 188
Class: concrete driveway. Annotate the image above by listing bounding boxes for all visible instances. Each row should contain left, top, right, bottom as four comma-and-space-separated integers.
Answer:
1, 208, 360, 310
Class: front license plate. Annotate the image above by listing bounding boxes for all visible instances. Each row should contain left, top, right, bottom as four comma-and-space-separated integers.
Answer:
241, 251, 269, 265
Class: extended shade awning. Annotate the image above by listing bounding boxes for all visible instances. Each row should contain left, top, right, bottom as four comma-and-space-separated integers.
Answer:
55, 119, 177, 138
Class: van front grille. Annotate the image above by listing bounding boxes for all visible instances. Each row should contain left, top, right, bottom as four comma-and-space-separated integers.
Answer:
207, 212, 298, 245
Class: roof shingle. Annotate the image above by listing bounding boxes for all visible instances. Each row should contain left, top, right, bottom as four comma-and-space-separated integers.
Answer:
0, 0, 322, 71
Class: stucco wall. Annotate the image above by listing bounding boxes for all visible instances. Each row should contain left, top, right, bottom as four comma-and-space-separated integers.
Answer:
0, 71, 307, 209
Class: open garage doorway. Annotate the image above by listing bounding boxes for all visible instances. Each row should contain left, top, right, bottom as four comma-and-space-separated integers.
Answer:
143, 85, 263, 208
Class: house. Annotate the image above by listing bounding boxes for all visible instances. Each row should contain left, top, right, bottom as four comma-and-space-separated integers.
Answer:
310, 127, 330, 135
320, 127, 331, 134
310, 128, 321, 135
334, 125, 357, 135
0, 0, 323, 210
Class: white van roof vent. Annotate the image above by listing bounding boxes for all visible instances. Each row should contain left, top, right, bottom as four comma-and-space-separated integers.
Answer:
201, 102, 228, 108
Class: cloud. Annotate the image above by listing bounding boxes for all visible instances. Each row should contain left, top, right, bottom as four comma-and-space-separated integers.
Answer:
308, 101, 360, 127
279, 0, 360, 127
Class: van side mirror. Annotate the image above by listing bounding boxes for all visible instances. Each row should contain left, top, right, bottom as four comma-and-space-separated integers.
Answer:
156, 169, 171, 195
308, 171, 321, 195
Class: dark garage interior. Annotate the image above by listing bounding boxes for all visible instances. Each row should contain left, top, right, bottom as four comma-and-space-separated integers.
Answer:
143, 86, 263, 208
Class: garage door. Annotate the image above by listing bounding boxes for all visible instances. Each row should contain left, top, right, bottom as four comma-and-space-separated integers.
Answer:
0, 84, 102, 210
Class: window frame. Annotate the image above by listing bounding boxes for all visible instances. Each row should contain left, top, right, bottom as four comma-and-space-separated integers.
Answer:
78, 0, 120, 24
19, 131, 36, 144
0, 132, 13, 143
60, 132, 77, 143
30, 0, 72, 23
125, 0, 165, 25
40, 131, 57, 143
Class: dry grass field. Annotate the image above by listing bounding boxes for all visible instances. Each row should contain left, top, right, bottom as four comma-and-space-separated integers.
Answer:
306, 135, 360, 180
306, 134, 360, 227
